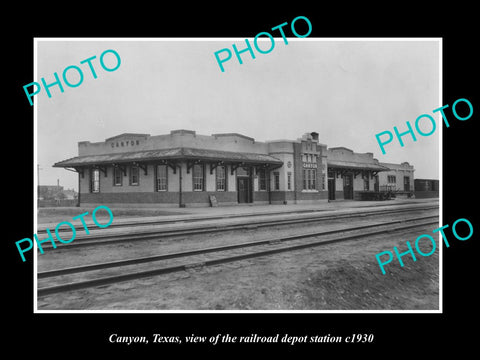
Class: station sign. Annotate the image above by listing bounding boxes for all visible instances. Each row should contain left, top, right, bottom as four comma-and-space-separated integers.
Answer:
302, 162, 317, 168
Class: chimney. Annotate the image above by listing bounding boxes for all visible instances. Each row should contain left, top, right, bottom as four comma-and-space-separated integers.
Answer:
310, 132, 319, 141
57, 179, 60, 188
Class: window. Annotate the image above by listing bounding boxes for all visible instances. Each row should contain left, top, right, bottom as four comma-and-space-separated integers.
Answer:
310, 169, 316, 189
216, 166, 226, 191
274, 172, 280, 190
387, 175, 396, 183
156, 165, 168, 191
303, 153, 317, 164
287, 172, 292, 190
364, 177, 369, 191
113, 167, 123, 186
258, 169, 267, 191
303, 169, 316, 190
193, 164, 204, 191
90, 169, 100, 193
130, 166, 139, 185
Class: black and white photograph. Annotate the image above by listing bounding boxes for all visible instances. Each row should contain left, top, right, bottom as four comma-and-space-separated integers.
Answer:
34, 38, 441, 311
7, 7, 478, 355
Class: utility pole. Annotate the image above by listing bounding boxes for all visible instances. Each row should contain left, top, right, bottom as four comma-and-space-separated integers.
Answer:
37, 164, 42, 203
37, 164, 43, 191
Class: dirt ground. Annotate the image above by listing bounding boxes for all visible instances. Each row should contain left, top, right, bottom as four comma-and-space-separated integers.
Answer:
37, 222, 439, 311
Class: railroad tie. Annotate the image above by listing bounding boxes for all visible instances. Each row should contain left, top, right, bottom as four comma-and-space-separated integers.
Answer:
268, 239, 282, 245
184, 262, 206, 271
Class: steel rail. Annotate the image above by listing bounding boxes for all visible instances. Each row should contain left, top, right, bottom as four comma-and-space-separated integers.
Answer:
37, 217, 439, 297
37, 205, 439, 250
38, 214, 438, 279
38, 200, 438, 234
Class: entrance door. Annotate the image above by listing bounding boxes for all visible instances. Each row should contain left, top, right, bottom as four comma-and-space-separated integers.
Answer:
237, 177, 250, 203
374, 175, 379, 192
343, 174, 353, 200
328, 178, 335, 200
404, 176, 410, 191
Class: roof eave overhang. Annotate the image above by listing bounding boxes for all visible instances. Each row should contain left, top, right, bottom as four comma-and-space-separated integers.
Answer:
53, 155, 283, 168
327, 164, 390, 172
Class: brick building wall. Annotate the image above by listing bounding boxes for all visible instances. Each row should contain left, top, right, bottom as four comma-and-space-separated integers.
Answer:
378, 162, 415, 192
63, 130, 418, 207
292, 139, 328, 204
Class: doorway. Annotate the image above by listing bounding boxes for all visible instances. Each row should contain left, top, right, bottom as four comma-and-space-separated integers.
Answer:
404, 176, 410, 191
328, 178, 335, 200
343, 174, 353, 200
237, 177, 251, 203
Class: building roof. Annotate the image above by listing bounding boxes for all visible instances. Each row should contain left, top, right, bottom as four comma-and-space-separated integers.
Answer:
329, 147, 354, 153
327, 159, 390, 171
53, 147, 283, 168
211, 133, 255, 142
105, 133, 150, 142
379, 161, 414, 171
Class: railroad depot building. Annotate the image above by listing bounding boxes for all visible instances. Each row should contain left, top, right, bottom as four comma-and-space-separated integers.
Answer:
53, 130, 416, 207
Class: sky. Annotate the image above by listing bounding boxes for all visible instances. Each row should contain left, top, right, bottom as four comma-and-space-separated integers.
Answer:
36, 39, 440, 191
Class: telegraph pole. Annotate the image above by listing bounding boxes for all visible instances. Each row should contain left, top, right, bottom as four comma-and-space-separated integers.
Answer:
37, 164, 41, 188
37, 164, 43, 198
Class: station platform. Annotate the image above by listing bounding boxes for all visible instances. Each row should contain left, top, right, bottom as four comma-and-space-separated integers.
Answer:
37, 198, 439, 229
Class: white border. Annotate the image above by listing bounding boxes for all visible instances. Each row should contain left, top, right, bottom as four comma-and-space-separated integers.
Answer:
33, 37, 443, 314
33, 41, 38, 312
438, 39, 443, 314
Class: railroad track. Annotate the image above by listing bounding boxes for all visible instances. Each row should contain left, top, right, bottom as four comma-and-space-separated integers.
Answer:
37, 204, 439, 250
37, 214, 438, 297
37, 200, 439, 234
